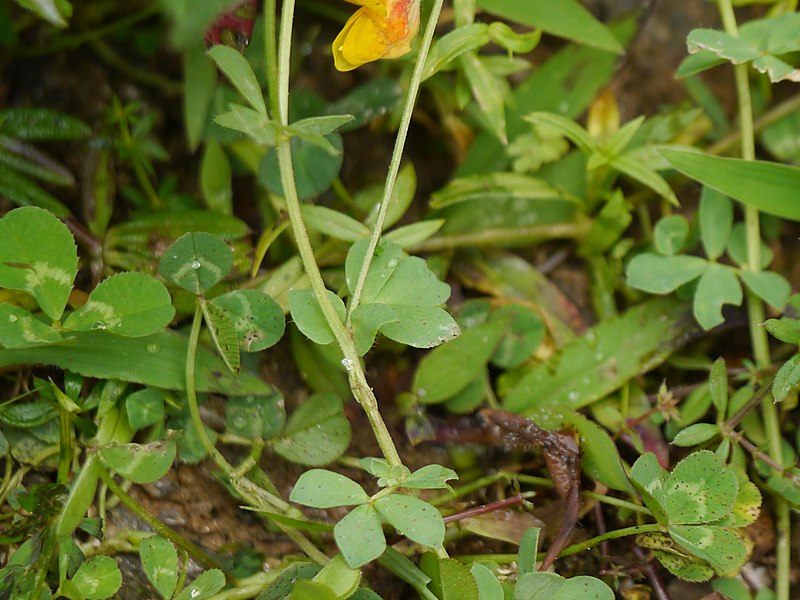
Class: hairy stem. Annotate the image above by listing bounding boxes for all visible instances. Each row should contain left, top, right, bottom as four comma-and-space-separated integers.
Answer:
99, 467, 229, 577
345, 0, 447, 321
272, 0, 402, 466
717, 2, 790, 598
555, 523, 664, 559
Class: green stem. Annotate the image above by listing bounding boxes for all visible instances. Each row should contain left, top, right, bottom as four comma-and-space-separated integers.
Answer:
717, 2, 790, 599
185, 303, 231, 472
272, 0, 402, 467
554, 523, 663, 559
99, 468, 229, 577
263, 0, 279, 118
57, 404, 72, 485
346, 0, 446, 323
184, 302, 327, 563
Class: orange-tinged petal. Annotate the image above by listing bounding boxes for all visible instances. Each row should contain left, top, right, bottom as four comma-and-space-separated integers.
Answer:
332, 0, 420, 71
343, 0, 388, 17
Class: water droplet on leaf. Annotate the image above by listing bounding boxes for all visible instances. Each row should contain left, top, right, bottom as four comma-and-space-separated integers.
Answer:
91, 321, 107, 330
190, 259, 202, 269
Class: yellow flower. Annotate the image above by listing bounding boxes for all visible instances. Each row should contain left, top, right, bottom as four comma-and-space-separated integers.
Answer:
333, 0, 420, 72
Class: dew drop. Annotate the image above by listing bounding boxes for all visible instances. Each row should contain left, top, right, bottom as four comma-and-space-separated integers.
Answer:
341, 358, 354, 371
190, 259, 202, 269
91, 321, 107, 330
146, 343, 160, 353
8, 314, 18, 323
567, 391, 579, 402
387, 258, 399, 268
233, 416, 248, 429
417, 388, 427, 398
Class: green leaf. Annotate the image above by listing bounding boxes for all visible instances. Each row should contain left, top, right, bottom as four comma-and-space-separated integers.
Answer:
0, 206, 77, 320
461, 52, 506, 143
211, 289, 285, 352
470, 563, 503, 600
215, 103, 279, 146
490, 304, 545, 369
403, 464, 458, 490
259, 564, 323, 600
0, 303, 62, 348
476, 0, 623, 54
334, 504, 386, 568
421, 554, 479, 600
626, 254, 707, 294
765, 318, 800, 345
629, 453, 670, 523
207, 45, 267, 115
346, 240, 459, 352
699, 188, 733, 260
430, 171, 570, 209
773, 354, 800, 402
63, 273, 175, 337
290, 469, 369, 508
739, 271, 790, 309
661, 149, 800, 221
524, 112, 595, 155
106, 209, 249, 245
0, 161, 71, 215
183, 44, 217, 152
173, 569, 226, 600
367, 163, 418, 231
672, 423, 720, 447
287, 581, 337, 600
301, 205, 370, 242
0, 329, 272, 396
374, 494, 445, 548
514, 572, 614, 600
423, 24, 490, 80
312, 554, 361, 598
201, 300, 240, 375
288, 289, 346, 345
518, 527, 541, 575
665, 451, 738, 525
654, 215, 690, 256
726, 223, 773, 268
668, 525, 749, 577
709, 357, 728, 416
99, 438, 176, 484
0, 108, 89, 140
260, 133, 343, 200
274, 392, 351, 466
488, 22, 541, 54
686, 29, 760, 64
610, 153, 679, 206
326, 78, 402, 132
125, 388, 165, 431
384, 220, 445, 248
560, 409, 635, 494
504, 298, 697, 411
70, 556, 121, 599
693, 264, 742, 330
140, 535, 178, 599
291, 115, 355, 137
226, 393, 285, 439
413, 318, 508, 404
158, 232, 233, 295
201, 138, 233, 213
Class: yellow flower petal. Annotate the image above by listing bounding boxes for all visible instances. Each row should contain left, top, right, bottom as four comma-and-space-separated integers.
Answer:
333, 9, 388, 71
332, 0, 420, 71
